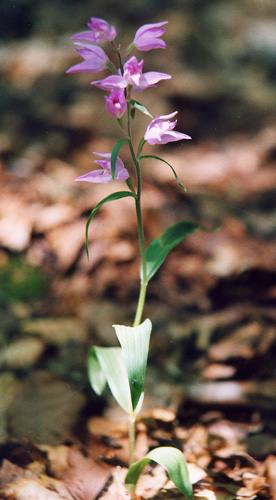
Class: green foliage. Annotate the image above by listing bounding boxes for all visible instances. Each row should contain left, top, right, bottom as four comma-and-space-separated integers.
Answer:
125, 446, 193, 498
140, 154, 186, 189
111, 137, 128, 179
128, 99, 153, 118
143, 220, 205, 282
0, 255, 47, 302
88, 346, 133, 414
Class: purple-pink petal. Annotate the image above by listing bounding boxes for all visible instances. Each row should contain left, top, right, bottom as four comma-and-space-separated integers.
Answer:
151, 111, 178, 122
75, 169, 113, 183
66, 60, 104, 74
87, 17, 117, 42
75, 152, 129, 184
72, 17, 116, 43
105, 89, 127, 118
144, 111, 191, 145
67, 43, 109, 74
133, 21, 168, 51
147, 131, 191, 145
132, 71, 171, 91
72, 31, 98, 42
123, 56, 144, 86
116, 167, 130, 181
91, 75, 128, 91
134, 21, 168, 38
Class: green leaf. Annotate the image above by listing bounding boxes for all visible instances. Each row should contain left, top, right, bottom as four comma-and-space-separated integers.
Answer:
85, 191, 135, 258
87, 347, 106, 395
128, 99, 153, 118
116, 117, 125, 130
111, 137, 128, 179
140, 155, 186, 190
144, 220, 204, 282
114, 319, 152, 411
88, 346, 133, 415
125, 446, 193, 498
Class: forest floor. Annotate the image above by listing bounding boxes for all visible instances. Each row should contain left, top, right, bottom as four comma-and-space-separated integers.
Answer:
1, 125, 276, 499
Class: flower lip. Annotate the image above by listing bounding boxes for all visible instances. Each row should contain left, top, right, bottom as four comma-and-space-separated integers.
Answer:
123, 56, 144, 86
105, 89, 127, 118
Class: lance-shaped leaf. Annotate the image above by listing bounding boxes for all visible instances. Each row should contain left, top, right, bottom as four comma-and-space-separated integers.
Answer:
85, 191, 135, 258
140, 154, 186, 190
125, 446, 193, 498
143, 220, 205, 282
88, 346, 133, 415
111, 137, 128, 179
87, 347, 106, 396
128, 99, 153, 118
114, 319, 152, 411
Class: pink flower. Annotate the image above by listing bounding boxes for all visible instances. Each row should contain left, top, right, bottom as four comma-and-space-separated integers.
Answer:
72, 17, 116, 43
66, 43, 109, 74
144, 112, 191, 145
75, 153, 129, 184
91, 71, 171, 92
91, 55, 171, 91
132, 22, 168, 51
123, 56, 144, 86
105, 89, 127, 118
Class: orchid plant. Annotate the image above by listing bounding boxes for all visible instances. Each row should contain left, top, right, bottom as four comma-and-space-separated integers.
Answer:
67, 17, 202, 498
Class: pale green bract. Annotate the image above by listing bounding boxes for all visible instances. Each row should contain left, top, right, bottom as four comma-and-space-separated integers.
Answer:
114, 318, 151, 411
87, 319, 152, 415
88, 346, 133, 414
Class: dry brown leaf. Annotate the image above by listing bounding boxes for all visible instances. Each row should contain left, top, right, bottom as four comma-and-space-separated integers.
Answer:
39, 445, 69, 479
46, 220, 87, 271
63, 447, 111, 500
87, 416, 128, 439
0, 478, 68, 500
264, 455, 276, 499
97, 467, 130, 500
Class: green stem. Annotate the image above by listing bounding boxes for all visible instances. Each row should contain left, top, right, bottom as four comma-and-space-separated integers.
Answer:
133, 194, 148, 327
133, 278, 147, 327
111, 41, 124, 75
126, 101, 148, 327
126, 97, 148, 471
